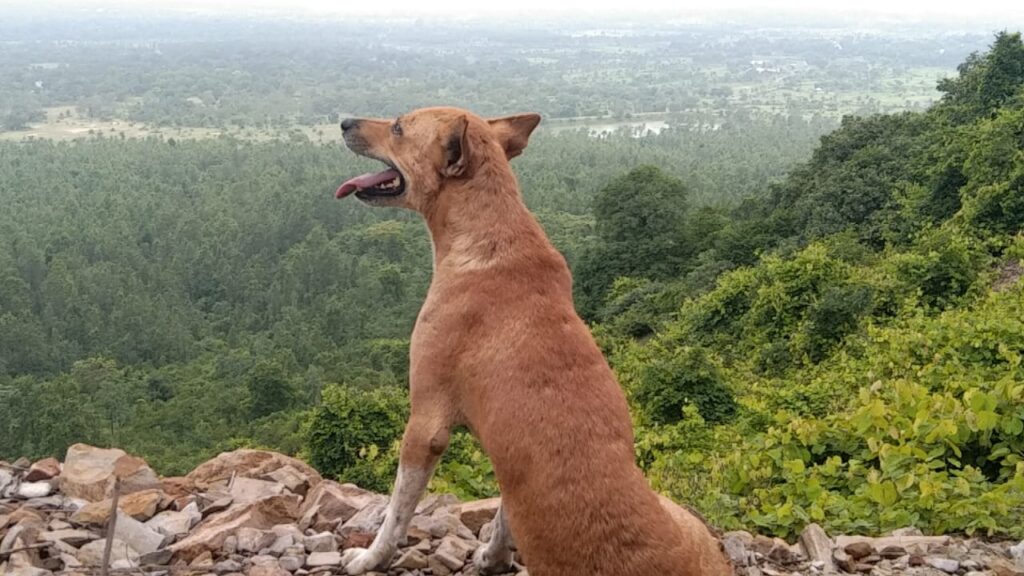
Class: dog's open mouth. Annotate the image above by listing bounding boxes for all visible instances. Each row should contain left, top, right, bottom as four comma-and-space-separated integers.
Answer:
335, 163, 406, 199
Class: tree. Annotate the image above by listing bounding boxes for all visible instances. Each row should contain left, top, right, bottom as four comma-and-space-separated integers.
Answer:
575, 165, 690, 318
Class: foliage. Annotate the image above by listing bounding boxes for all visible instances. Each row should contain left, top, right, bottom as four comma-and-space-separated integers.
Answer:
304, 384, 409, 489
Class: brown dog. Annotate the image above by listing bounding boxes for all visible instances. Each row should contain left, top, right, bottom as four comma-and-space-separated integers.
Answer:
335, 107, 732, 576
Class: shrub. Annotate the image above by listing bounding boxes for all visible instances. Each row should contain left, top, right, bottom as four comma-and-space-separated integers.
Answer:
304, 384, 408, 487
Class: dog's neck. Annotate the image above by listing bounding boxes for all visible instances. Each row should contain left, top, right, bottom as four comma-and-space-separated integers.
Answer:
423, 159, 546, 273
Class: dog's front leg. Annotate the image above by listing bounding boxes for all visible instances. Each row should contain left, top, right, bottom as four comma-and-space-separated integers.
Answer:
473, 502, 516, 574
342, 413, 450, 575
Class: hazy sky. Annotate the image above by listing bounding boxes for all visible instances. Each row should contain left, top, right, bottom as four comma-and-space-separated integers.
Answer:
7, 0, 1023, 19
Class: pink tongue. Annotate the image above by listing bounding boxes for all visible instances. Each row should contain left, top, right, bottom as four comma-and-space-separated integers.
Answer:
335, 169, 400, 199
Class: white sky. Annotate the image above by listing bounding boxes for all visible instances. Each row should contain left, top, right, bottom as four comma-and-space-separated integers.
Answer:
6, 0, 1024, 19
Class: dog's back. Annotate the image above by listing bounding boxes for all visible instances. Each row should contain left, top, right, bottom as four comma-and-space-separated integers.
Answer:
423, 194, 729, 576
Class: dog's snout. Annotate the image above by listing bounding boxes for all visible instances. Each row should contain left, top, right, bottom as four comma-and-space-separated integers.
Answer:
340, 118, 360, 132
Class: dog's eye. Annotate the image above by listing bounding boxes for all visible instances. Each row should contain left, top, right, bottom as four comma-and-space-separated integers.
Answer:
391, 122, 403, 136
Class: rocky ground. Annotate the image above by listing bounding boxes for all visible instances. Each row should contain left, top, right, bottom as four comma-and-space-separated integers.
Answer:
1, 444, 1022, 576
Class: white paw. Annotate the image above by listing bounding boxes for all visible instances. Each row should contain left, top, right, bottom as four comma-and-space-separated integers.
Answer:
342, 547, 386, 575
473, 544, 514, 575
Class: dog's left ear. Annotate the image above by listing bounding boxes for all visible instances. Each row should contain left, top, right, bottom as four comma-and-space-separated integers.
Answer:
488, 113, 542, 160
444, 115, 471, 178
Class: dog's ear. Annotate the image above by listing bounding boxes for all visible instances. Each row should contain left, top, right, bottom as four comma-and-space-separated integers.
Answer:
488, 113, 541, 159
443, 115, 470, 178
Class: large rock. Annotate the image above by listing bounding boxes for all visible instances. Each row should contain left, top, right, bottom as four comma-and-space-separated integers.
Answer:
77, 538, 140, 566
298, 480, 384, 532
70, 488, 165, 525
230, 477, 286, 504
169, 494, 301, 561
112, 512, 168, 555
456, 497, 500, 535
60, 444, 160, 502
24, 458, 61, 482
186, 450, 321, 489
800, 523, 836, 572
146, 504, 201, 539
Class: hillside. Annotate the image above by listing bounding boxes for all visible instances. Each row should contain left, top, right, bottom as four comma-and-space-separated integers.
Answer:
0, 20, 1023, 553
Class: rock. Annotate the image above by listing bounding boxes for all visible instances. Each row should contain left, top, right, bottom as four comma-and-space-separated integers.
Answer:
14, 482, 54, 499
231, 478, 286, 505
1012, 542, 1024, 566
248, 557, 292, 576
395, 549, 429, 570
846, 542, 876, 560
119, 488, 164, 520
925, 557, 960, 574
60, 444, 160, 502
337, 498, 388, 539
169, 494, 301, 561
800, 523, 835, 572
186, 450, 321, 489
835, 549, 859, 573
279, 554, 304, 571
146, 507, 201, 538
305, 551, 342, 567
768, 537, 797, 564
25, 459, 61, 482
836, 536, 950, 556
879, 546, 908, 559
113, 512, 168, 555
77, 538, 140, 566
723, 531, 755, 567
139, 548, 174, 565
203, 496, 234, 517
456, 498, 500, 535
223, 534, 239, 555
39, 529, 98, 547
434, 535, 475, 569
992, 557, 1024, 576
236, 527, 276, 554
303, 532, 337, 553
416, 493, 461, 515
890, 527, 924, 537
264, 465, 312, 496
269, 533, 295, 555
215, 559, 244, 572
298, 481, 383, 532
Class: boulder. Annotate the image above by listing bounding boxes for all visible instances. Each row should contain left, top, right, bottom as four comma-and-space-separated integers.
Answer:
298, 480, 383, 532
70, 488, 165, 525
186, 450, 321, 489
456, 497, 500, 535
336, 495, 388, 539
169, 494, 301, 561
235, 527, 275, 554
264, 465, 312, 496
77, 538, 140, 566
800, 523, 835, 572
146, 507, 201, 539
24, 459, 61, 482
230, 477, 286, 504
112, 512, 168, 555
14, 482, 53, 499
60, 444, 160, 502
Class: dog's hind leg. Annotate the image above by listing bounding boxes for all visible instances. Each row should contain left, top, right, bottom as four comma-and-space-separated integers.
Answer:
343, 412, 451, 575
473, 502, 516, 574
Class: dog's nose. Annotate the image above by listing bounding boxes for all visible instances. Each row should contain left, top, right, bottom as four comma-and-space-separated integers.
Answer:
340, 118, 359, 132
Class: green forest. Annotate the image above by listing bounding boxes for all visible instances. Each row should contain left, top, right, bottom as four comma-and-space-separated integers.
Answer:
1, 13, 1023, 539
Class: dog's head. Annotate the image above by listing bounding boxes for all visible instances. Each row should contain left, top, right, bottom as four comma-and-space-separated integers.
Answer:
335, 107, 540, 211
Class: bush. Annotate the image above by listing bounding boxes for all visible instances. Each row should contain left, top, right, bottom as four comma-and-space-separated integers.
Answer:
304, 384, 409, 487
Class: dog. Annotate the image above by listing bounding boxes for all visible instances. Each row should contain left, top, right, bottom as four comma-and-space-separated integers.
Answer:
334, 107, 733, 576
